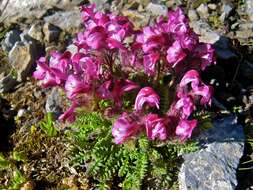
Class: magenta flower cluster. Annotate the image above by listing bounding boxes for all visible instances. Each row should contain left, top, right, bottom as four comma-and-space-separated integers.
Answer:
33, 4, 215, 144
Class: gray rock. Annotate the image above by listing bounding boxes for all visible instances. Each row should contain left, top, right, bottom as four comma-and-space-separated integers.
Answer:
0, 0, 83, 24
28, 23, 44, 43
8, 39, 38, 81
179, 116, 245, 190
0, 73, 17, 93
1, 29, 21, 52
213, 36, 237, 60
43, 10, 82, 33
43, 23, 61, 43
246, 0, 253, 21
196, 3, 209, 19
208, 4, 217, 10
190, 20, 220, 44
188, 9, 199, 21
146, 2, 168, 16
89, 0, 109, 11
45, 88, 62, 117
219, 4, 234, 22
239, 61, 253, 80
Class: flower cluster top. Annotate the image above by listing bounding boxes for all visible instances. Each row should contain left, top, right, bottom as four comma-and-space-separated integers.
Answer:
33, 4, 216, 144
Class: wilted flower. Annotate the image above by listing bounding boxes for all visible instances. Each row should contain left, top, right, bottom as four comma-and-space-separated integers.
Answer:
134, 87, 160, 111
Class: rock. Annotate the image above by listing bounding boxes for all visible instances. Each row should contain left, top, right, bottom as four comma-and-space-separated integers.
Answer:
179, 116, 245, 190
1, 29, 22, 52
0, 73, 17, 93
213, 36, 237, 60
8, 39, 38, 81
219, 3, 234, 22
43, 23, 61, 43
43, 10, 82, 33
239, 61, 253, 81
188, 9, 199, 21
20, 181, 35, 190
146, 2, 168, 16
89, 0, 109, 11
0, 0, 83, 24
17, 109, 26, 118
196, 3, 209, 19
28, 23, 44, 43
246, 0, 253, 21
190, 20, 220, 44
45, 88, 62, 117
208, 4, 217, 10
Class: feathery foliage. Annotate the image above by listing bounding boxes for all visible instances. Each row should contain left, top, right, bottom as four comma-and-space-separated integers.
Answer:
67, 112, 198, 190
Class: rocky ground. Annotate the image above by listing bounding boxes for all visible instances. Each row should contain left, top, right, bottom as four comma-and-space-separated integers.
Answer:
0, 0, 253, 189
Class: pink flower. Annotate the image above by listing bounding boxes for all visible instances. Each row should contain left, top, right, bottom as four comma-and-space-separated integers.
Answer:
143, 52, 160, 76
86, 26, 107, 49
180, 30, 198, 51
59, 102, 78, 123
112, 112, 140, 144
80, 3, 96, 22
194, 43, 216, 70
134, 87, 160, 111
167, 8, 189, 34
178, 70, 213, 106
138, 26, 165, 53
166, 41, 186, 67
65, 75, 90, 99
176, 119, 197, 141
175, 96, 196, 119
41, 72, 59, 88
33, 57, 49, 80
97, 79, 139, 107
145, 114, 168, 141
193, 85, 213, 106
179, 70, 201, 91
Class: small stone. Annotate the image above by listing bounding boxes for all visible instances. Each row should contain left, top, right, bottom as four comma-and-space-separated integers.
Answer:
246, 0, 253, 21
0, 73, 17, 93
179, 116, 245, 190
208, 3, 217, 10
219, 4, 234, 22
28, 23, 44, 43
146, 2, 168, 16
190, 20, 220, 44
89, 0, 109, 11
188, 9, 199, 21
43, 22, 61, 43
239, 61, 253, 81
20, 181, 35, 190
17, 109, 26, 117
213, 36, 237, 60
45, 88, 62, 117
8, 40, 38, 81
196, 3, 209, 19
1, 29, 22, 52
43, 10, 82, 34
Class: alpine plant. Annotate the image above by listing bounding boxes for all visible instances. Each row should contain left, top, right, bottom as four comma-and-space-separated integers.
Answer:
33, 4, 215, 144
